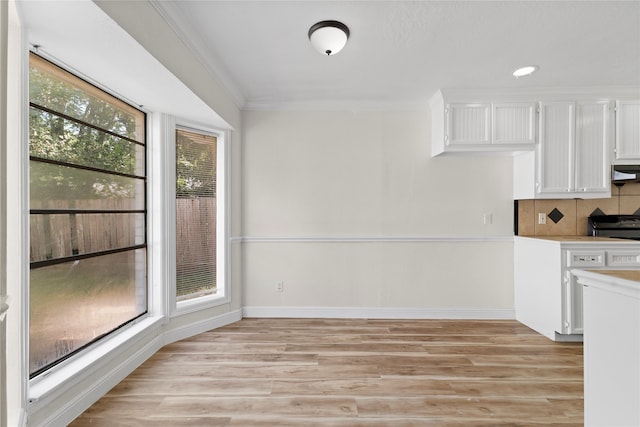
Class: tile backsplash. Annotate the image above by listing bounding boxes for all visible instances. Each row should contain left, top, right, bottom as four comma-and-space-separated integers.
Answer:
516, 182, 640, 236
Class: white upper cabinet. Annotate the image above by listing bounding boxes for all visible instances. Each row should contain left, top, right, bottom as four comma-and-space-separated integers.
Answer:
538, 101, 575, 193
492, 103, 537, 145
446, 103, 491, 146
575, 101, 611, 192
515, 100, 611, 199
431, 91, 537, 156
614, 100, 640, 162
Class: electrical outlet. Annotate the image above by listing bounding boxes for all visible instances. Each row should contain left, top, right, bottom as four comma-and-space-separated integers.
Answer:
483, 213, 492, 225
276, 282, 284, 292
538, 213, 547, 224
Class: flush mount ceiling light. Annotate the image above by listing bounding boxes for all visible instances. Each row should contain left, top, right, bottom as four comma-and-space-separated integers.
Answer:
308, 20, 350, 56
513, 65, 539, 78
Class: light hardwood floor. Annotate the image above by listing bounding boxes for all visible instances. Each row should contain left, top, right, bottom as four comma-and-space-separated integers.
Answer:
70, 318, 583, 426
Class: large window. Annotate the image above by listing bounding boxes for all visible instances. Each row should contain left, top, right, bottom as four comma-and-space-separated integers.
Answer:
28, 54, 147, 377
175, 128, 218, 302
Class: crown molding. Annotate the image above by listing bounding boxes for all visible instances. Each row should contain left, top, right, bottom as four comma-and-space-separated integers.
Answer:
149, 0, 247, 110
436, 86, 640, 103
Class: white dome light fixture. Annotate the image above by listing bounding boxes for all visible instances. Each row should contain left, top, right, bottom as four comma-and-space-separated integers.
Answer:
308, 20, 350, 56
513, 65, 539, 78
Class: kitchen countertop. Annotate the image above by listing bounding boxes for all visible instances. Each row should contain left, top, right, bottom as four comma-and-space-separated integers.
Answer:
515, 235, 640, 244
517, 235, 629, 242
573, 268, 640, 427
573, 269, 640, 298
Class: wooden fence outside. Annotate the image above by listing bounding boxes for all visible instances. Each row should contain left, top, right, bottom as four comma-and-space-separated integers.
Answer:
30, 198, 217, 271
176, 197, 217, 275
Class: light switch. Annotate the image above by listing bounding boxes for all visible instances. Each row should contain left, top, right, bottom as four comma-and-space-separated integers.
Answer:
538, 213, 547, 224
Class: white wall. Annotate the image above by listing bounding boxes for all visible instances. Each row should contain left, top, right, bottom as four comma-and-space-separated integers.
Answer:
0, 2, 7, 426
3, 1, 245, 425
242, 110, 515, 317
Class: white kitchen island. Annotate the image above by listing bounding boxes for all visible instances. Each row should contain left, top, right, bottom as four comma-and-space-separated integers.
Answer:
572, 269, 640, 427
514, 236, 640, 341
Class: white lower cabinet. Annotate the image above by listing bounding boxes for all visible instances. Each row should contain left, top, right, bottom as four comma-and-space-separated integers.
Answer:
573, 270, 640, 427
514, 237, 640, 341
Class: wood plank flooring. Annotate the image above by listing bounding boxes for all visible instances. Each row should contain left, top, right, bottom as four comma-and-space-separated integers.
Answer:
69, 318, 583, 426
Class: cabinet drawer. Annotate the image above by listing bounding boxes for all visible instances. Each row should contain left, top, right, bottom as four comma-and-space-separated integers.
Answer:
567, 250, 605, 267
606, 251, 640, 267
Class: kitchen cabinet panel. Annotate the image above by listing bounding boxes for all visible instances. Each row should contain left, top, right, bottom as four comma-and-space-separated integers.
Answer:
573, 270, 640, 427
446, 103, 491, 146
539, 102, 574, 194
514, 236, 640, 341
614, 100, 640, 162
430, 91, 536, 155
492, 103, 536, 145
575, 101, 610, 192
514, 100, 611, 199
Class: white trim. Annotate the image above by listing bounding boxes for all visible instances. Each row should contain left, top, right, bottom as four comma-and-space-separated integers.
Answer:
245, 86, 640, 112
172, 120, 231, 315
163, 309, 242, 346
0, 2, 7, 425
16, 22, 29, 424
235, 235, 514, 244
28, 309, 241, 426
439, 86, 640, 103
28, 316, 164, 406
573, 270, 640, 300
148, 0, 246, 109
244, 98, 430, 112
243, 306, 515, 320
172, 293, 229, 317
14, 409, 26, 427
35, 333, 163, 427
148, 112, 171, 322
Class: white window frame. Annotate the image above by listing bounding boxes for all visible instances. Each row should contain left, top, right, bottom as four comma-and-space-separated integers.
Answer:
25, 54, 165, 402
166, 117, 230, 316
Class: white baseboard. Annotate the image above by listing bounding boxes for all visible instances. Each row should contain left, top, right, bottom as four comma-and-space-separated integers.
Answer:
32, 309, 241, 427
242, 306, 515, 320
163, 309, 242, 345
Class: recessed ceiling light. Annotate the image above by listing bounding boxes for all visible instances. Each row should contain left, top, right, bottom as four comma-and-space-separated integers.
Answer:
513, 65, 539, 78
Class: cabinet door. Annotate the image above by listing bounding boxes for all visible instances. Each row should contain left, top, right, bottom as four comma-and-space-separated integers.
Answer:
615, 100, 640, 160
492, 102, 536, 145
445, 103, 491, 146
565, 271, 584, 334
575, 101, 611, 193
539, 102, 574, 194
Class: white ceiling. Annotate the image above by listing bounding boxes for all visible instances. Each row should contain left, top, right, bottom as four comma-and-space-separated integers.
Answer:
16, 1, 640, 113
18, 0, 230, 128
155, 0, 640, 110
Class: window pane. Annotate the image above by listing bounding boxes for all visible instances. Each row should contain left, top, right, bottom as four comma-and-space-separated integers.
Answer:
29, 52, 147, 378
29, 54, 145, 144
30, 160, 145, 210
29, 107, 144, 176
30, 213, 145, 263
29, 250, 146, 376
176, 129, 217, 301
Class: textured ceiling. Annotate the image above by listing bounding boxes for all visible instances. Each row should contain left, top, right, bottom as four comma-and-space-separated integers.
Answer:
155, 0, 640, 110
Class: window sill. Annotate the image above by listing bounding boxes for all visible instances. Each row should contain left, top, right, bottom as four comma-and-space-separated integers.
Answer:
173, 293, 229, 317
29, 315, 164, 406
